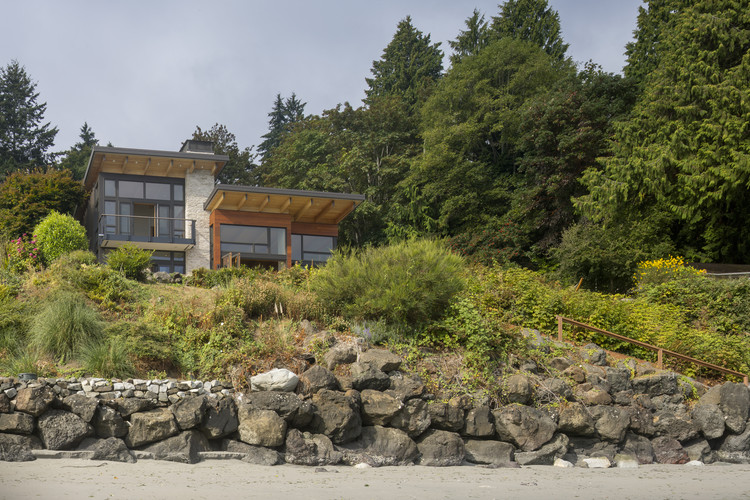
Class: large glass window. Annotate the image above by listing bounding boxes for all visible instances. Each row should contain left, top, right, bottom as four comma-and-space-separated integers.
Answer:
146, 182, 171, 200
150, 251, 185, 274
119, 181, 143, 198
292, 234, 336, 265
220, 225, 286, 259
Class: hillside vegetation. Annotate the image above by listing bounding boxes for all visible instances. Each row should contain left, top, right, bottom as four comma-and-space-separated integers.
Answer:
1, 239, 748, 395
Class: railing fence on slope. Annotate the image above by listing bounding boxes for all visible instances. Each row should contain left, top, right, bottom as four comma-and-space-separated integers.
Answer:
555, 315, 748, 386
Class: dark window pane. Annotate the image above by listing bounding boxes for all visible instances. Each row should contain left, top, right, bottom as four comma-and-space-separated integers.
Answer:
270, 228, 286, 255
291, 234, 301, 261
255, 244, 268, 254
304, 252, 332, 263
303, 235, 334, 253
221, 242, 252, 253
174, 184, 184, 201
104, 179, 116, 197
221, 225, 267, 244
146, 183, 171, 200
119, 203, 131, 234
119, 181, 143, 198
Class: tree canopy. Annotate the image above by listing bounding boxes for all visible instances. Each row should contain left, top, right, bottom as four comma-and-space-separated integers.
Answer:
0, 61, 58, 178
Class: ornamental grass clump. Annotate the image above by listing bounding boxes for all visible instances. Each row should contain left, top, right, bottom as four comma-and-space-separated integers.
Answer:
30, 291, 104, 362
311, 238, 465, 332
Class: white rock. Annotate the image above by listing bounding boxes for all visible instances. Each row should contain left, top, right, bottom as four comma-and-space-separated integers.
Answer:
147, 384, 160, 394
685, 460, 705, 466
250, 368, 299, 392
4, 388, 17, 399
124, 382, 135, 391
354, 463, 372, 469
615, 458, 639, 468
203, 381, 213, 390
159, 384, 168, 394
583, 457, 611, 469
113, 383, 125, 391
165, 381, 177, 390
132, 379, 147, 386
553, 458, 574, 468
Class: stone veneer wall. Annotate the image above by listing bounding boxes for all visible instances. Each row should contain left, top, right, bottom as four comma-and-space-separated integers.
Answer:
184, 169, 214, 274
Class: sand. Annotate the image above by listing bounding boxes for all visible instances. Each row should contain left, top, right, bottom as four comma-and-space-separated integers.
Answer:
2, 460, 750, 500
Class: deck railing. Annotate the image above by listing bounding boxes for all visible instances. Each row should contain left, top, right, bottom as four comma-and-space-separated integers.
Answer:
555, 315, 748, 385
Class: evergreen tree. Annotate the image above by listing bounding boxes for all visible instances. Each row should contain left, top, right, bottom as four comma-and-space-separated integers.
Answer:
257, 93, 306, 161
58, 122, 99, 180
0, 60, 58, 177
623, 0, 692, 87
364, 16, 443, 112
578, 0, 750, 262
192, 123, 256, 185
449, 9, 491, 65
490, 0, 569, 60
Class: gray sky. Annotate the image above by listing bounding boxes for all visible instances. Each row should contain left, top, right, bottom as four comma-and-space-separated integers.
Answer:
2, 1, 642, 155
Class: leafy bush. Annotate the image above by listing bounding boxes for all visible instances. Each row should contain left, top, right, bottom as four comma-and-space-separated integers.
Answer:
311, 238, 465, 330
633, 256, 706, 288
80, 338, 134, 378
0, 296, 30, 355
108, 321, 174, 374
30, 292, 104, 362
4, 234, 41, 273
184, 266, 261, 288
107, 244, 153, 281
33, 211, 88, 264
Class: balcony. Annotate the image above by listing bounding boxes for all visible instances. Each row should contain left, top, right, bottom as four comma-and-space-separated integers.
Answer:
97, 213, 196, 251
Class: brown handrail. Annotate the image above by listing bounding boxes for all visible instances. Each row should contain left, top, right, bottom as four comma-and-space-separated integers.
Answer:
556, 315, 749, 385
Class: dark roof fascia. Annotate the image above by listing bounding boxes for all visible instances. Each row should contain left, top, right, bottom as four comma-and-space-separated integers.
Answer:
83, 146, 230, 186
204, 184, 366, 211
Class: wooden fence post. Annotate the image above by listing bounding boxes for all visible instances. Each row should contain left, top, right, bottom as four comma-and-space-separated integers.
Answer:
557, 316, 563, 342
657, 349, 663, 370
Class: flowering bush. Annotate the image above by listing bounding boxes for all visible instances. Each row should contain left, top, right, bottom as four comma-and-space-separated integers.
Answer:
633, 256, 705, 289
7, 234, 40, 273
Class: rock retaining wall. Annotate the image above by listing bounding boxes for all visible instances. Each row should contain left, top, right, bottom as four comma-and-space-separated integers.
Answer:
2, 345, 750, 467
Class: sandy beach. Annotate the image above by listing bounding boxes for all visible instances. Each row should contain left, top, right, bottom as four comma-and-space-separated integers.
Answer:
2, 460, 750, 500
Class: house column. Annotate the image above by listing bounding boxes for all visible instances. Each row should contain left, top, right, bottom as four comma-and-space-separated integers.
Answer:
184, 169, 213, 274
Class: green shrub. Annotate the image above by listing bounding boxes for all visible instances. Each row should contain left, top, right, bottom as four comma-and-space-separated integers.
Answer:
30, 292, 104, 362
33, 211, 88, 264
0, 348, 44, 377
184, 266, 261, 288
311, 238, 465, 330
107, 244, 153, 281
80, 338, 134, 378
52, 250, 97, 269
0, 296, 30, 355
108, 321, 174, 374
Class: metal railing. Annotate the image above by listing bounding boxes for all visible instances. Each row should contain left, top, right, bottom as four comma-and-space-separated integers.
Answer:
556, 315, 748, 385
97, 214, 196, 245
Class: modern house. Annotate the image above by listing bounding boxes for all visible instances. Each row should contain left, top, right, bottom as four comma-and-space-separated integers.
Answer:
81, 140, 364, 274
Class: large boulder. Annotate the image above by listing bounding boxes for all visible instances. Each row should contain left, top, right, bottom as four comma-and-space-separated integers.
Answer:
515, 434, 568, 466
653, 410, 699, 442
142, 430, 210, 464
222, 440, 282, 465
505, 374, 533, 405
339, 426, 419, 466
80, 437, 136, 463
350, 363, 390, 391
60, 394, 99, 423
390, 399, 431, 438
309, 389, 362, 444
109, 398, 156, 418
428, 401, 465, 432
462, 406, 495, 438
171, 395, 207, 430
0, 412, 35, 435
493, 405, 557, 451
566, 437, 618, 463
0, 393, 10, 413
201, 397, 238, 439
0, 433, 37, 462
237, 407, 287, 448
621, 432, 654, 465
691, 404, 725, 440
93, 405, 128, 438
323, 344, 357, 370
37, 409, 93, 450
126, 408, 179, 448
386, 372, 426, 401
464, 439, 515, 465
250, 368, 299, 392
631, 373, 679, 397
284, 429, 342, 466
360, 390, 402, 426
591, 406, 630, 443
717, 425, 750, 463
557, 403, 596, 437
700, 383, 750, 434
297, 365, 339, 396
359, 349, 402, 372
651, 436, 689, 464
416, 429, 465, 466
604, 367, 631, 393
14, 386, 55, 417
243, 391, 314, 429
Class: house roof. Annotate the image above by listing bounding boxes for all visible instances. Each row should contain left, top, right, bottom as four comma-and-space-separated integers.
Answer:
83, 146, 229, 191
204, 185, 365, 225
